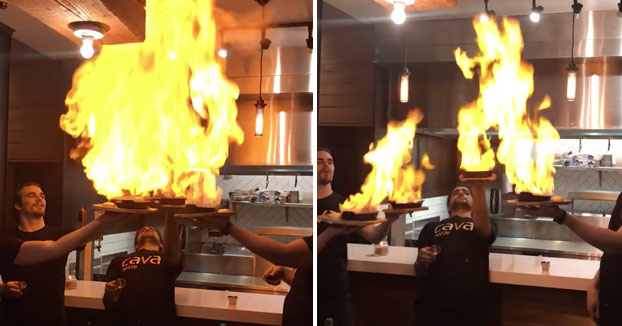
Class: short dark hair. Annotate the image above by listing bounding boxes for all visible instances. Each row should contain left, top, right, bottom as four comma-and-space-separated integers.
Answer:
317, 147, 333, 157
447, 184, 471, 207
14, 182, 43, 207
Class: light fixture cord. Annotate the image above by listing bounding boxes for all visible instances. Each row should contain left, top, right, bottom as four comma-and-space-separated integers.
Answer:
259, 4, 264, 99
570, 8, 575, 65
403, 27, 407, 69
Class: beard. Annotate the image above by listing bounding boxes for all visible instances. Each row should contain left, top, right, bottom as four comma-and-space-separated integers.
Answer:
318, 170, 333, 185
137, 235, 160, 248
450, 201, 472, 212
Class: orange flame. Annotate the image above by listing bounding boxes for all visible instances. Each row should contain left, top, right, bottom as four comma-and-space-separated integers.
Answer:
60, 0, 244, 206
454, 17, 559, 195
340, 110, 433, 213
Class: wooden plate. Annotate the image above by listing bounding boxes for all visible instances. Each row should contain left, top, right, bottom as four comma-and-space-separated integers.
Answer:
319, 211, 387, 226
459, 173, 497, 182
506, 199, 571, 207
93, 204, 158, 214
384, 206, 429, 214
174, 212, 235, 219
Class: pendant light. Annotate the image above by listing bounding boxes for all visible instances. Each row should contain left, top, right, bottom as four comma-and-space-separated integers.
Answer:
479, 0, 495, 23
384, 0, 414, 25
567, 1, 582, 101
399, 28, 410, 103
69, 21, 110, 59
255, 0, 271, 137
529, 0, 544, 23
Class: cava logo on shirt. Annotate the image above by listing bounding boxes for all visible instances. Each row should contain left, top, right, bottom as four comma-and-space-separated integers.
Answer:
121, 255, 162, 272
434, 221, 474, 237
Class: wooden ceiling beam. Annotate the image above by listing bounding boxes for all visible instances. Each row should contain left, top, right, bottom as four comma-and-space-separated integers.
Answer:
12, 0, 145, 45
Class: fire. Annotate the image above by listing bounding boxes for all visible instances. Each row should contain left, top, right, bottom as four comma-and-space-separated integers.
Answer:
340, 110, 434, 213
60, 0, 244, 206
454, 17, 559, 195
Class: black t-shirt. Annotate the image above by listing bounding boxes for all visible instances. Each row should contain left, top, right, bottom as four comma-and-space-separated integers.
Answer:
416, 216, 496, 314
0, 236, 22, 274
599, 192, 622, 304
1, 225, 76, 326
281, 236, 312, 326
104, 249, 182, 326
317, 192, 353, 326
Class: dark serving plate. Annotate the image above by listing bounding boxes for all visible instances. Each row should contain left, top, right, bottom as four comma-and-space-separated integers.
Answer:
517, 192, 551, 202
340, 211, 379, 221
389, 200, 423, 209
461, 170, 494, 179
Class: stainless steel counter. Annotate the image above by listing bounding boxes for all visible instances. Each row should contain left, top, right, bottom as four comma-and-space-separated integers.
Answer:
491, 237, 602, 259
175, 272, 290, 295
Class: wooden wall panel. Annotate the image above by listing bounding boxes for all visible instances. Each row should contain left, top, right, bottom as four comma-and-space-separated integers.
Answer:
7, 40, 66, 162
319, 4, 375, 126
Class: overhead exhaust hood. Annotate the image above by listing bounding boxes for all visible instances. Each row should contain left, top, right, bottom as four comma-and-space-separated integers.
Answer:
376, 10, 622, 135
222, 24, 313, 175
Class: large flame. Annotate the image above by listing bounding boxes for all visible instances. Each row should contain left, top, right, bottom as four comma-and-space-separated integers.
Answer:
340, 110, 434, 213
454, 17, 559, 195
60, 0, 244, 206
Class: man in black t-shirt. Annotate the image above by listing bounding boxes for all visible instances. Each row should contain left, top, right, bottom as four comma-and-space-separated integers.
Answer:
103, 213, 182, 326
1, 182, 84, 326
519, 192, 622, 326
317, 148, 401, 326
414, 182, 495, 326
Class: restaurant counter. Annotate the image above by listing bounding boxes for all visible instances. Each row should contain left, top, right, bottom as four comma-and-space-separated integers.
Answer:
64, 280, 284, 325
346, 243, 598, 326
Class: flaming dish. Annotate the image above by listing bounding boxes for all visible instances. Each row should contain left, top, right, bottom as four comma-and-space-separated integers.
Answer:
337, 110, 434, 221
454, 17, 559, 197
59, 0, 243, 210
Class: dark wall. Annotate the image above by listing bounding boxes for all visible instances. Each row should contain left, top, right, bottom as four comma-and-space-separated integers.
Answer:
319, 4, 375, 126
318, 126, 373, 198
0, 24, 11, 232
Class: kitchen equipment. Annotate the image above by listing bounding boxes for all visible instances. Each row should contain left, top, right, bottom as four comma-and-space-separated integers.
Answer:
490, 188, 500, 214
287, 190, 300, 203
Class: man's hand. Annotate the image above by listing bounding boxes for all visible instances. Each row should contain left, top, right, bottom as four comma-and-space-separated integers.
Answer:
262, 266, 284, 286
516, 205, 562, 218
104, 279, 124, 297
417, 246, 437, 264
0, 282, 24, 298
587, 284, 599, 322
384, 212, 403, 223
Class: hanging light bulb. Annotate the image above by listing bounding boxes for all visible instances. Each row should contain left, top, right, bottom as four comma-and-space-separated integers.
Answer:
530, 0, 544, 23
80, 37, 95, 59
391, 2, 406, 24
68, 21, 109, 59
218, 48, 228, 58
567, 63, 578, 101
254, 97, 265, 136
399, 68, 410, 103
617, 0, 622, 18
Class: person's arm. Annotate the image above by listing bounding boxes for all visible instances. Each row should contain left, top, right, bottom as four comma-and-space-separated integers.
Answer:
13, 211, 124, 265
0, 281, 24, 298
317, 225, 361, 253
229, 225, 311, 269
280, 267, 295, 285
587, 269, 600, 321
358, 213, 401, 244
471, 181, 492, 238
103, 257, 123, 309
414, 223, 435, 276
162, 213, 181, 267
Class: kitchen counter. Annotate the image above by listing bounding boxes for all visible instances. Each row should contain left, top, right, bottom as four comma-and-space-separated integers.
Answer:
347, 243, 600, 291
65, 280, 284, 325
492, 236, 602, 258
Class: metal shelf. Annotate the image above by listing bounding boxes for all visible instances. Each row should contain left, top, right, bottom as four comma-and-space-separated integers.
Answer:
231, 201, 312, 209
553, 165, 622, 171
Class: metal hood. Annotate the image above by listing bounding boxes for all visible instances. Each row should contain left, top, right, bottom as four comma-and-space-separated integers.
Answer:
377, 10, 622, 133
222, 25, 313, 174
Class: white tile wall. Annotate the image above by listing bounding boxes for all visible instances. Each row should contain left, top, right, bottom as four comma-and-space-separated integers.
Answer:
405, 195, 450, 224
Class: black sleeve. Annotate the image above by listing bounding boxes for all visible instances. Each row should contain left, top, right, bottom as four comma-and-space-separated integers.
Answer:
303, 236, 312, 251
417, 222, 436, 248
103, 257, 123, 311
166, 254, 183, 280
485, 221, 497, 247
0, 236, 22, 273
608, 192, 622, 231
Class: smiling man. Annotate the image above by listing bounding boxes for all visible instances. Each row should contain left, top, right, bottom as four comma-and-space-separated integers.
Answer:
0, 182, 86, 326
414, 182, 496, 326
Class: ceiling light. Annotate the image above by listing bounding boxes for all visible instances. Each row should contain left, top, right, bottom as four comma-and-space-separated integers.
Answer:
385, 0, 414, 25
68, 21, 109, 59
617, 0, 622, 18
530, 0, 544, 23
567, 2, 581, 102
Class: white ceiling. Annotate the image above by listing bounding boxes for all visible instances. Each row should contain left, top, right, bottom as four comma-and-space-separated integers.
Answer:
0, 0, 312, 59
324, 0, 618, 23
